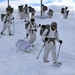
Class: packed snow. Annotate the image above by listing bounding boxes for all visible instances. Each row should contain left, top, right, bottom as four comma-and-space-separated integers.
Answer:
0, 11, 75, 75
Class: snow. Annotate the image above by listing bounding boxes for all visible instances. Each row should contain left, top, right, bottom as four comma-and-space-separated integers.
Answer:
0, 11, 75, 75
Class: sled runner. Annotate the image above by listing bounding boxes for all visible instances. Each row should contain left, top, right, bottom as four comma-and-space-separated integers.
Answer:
35, 15, 50, 19
16, 39, 33, 52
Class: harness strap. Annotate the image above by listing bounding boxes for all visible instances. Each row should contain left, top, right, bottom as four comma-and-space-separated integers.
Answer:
29, 22, 36, 34
47, 38, 55, 44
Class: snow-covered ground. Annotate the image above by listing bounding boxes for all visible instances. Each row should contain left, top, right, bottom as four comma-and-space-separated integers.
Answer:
0, 11, 75, 75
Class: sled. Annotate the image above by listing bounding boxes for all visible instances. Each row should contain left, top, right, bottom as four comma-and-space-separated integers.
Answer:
35, 15, 50, 19
16, 39, 33, 52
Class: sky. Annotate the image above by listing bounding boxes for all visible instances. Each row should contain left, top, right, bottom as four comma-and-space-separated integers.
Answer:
0, 0, 75, 11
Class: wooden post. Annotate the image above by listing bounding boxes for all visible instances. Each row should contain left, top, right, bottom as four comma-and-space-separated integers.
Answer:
8, 0, 9, 6
41, 0, 42, 16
